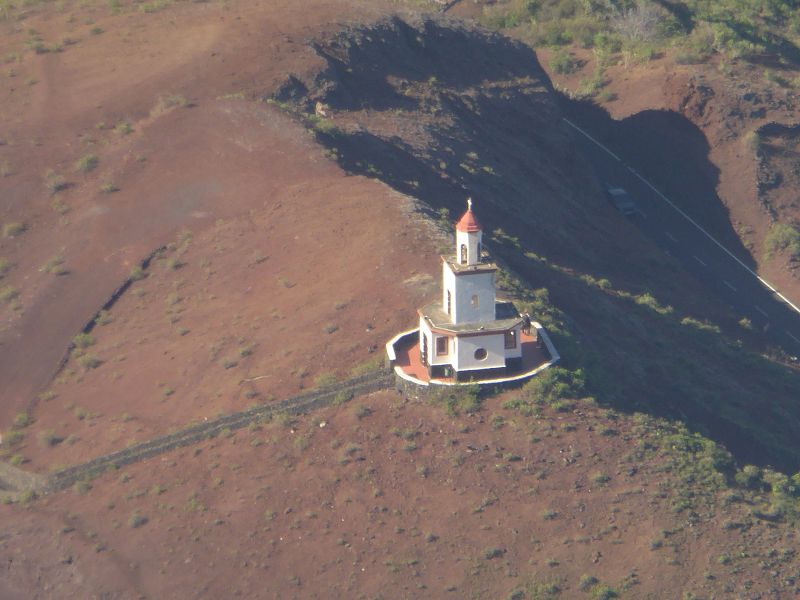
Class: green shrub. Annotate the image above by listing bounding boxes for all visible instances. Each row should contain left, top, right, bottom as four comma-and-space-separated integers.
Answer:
483, 547, 505, 559
73, 332, 95, 348
333, 390, 353, 405
314, 372, 337, 388
129, 265, 146, 280
764, 223, 800, 260
593, 31, 622, 54
2, 222, 25, 237
74, 154, 98, 173
41, 255, 66, 275
114, 121, 133, 135
550, 50, 580, 74
77, 354, 102, 370
536, 21, 572, 46
577, 70, 608, 97
518, 367, 584, 407
590, 585, 618, 600
735, 464, 764, 490
354, 405, 372, 419
128, 512, 148, 528
151, 94, 190, 116
680, 317, 721, 334
428, 384, 480, 416
12, 413, 30, 428
95, 310, 114, 326
38, 429, 61, 447
634, 292, 673, 315
579, 574, 599, 591
350, 355, 384, 377
0, 286, 19, 302
742, 130, 761, 154
0, 257, 11, 278
541, 508, 558, 520
3, 430, 24, 445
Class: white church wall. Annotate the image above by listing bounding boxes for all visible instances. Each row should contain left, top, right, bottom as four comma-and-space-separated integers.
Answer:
454, 333, 506, 372
420, 317, 451, 366
442, 262, 456, 320
430, 333, 451, 365
451, 271, 495, 324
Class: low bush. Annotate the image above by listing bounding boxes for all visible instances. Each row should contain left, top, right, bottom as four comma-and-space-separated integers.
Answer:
428, 384, 480, 416
2, 222, 25, 237
550, 50, 580, 74
74, 154, 98, 173
764, 223, 800, 260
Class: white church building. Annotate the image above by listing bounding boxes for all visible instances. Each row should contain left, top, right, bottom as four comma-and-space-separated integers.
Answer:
387, 199, 558, 386
417, 200, 526, 381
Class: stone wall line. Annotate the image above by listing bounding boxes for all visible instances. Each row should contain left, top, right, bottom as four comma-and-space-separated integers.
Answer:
45, 370, 394, 492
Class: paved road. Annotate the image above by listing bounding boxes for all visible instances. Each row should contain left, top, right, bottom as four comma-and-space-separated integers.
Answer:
564, 117, 800, 357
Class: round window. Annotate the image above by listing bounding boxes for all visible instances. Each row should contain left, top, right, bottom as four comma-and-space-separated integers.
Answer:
474, 348, 487, 361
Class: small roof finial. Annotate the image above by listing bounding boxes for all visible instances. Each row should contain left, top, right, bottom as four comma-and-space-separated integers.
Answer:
467, 197, 473, 211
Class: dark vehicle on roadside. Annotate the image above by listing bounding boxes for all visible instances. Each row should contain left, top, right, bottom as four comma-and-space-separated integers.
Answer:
605, 187, 637, 216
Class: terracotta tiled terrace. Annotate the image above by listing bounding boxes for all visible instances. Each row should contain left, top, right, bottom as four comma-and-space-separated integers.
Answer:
394, 330, 550, 384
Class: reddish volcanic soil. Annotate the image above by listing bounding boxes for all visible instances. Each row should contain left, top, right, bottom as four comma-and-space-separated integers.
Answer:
0, 0, 404, 427
3, 1, 800, 598
3, 391, 798, 599
17, 98, 446, 471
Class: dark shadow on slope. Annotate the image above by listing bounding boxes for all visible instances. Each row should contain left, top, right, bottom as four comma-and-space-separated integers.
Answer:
560, 96, 757, 271
652, 0, 694, 34
497, 243, 800, 473
305, 15, 553, 112
703, 15, 800, 68
282, 16, 800, 471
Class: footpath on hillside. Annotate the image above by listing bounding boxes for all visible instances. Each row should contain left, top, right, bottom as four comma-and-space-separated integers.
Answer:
0, 370, 393, 498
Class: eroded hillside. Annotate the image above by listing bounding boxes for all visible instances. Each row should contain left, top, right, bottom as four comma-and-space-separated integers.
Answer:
272, 16, 800, 470
2, 2, 800, 599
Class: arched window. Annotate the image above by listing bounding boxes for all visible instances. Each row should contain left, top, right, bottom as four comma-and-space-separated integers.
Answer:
471, 294, 479, 308
460, 244, 467, 264
504, 330, 517, 349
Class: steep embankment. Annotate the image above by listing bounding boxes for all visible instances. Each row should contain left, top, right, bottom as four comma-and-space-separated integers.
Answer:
449, 0, 800, 301
274, 16, 800, 470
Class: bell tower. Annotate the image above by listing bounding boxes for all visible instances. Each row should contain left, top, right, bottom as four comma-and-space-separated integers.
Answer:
441, 199, 496, 325
455, 197, 482, 266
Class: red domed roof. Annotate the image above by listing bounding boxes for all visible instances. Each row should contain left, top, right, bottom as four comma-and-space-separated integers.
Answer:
456, 199, 482, 233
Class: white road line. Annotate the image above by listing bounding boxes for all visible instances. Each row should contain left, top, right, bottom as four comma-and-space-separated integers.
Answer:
562, 117, 623, 162
665, 232, 678, 243
693, 256, 707, 267
723, 280, 737, 292
755, 305, 769, 318
787, 331, 800, 345
562, 117, 800, 318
